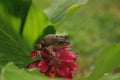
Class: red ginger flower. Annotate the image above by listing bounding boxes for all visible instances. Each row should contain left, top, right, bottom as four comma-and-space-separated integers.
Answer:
27, 46, 79, 80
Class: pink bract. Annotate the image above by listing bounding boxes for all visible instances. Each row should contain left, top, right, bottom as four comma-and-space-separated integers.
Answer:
27, 46, 79, 80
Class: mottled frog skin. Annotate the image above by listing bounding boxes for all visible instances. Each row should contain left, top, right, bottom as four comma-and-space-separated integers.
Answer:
35, 34, 70, 56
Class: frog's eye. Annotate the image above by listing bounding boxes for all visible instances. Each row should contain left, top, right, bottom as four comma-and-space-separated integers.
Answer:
59, 40, 64, 44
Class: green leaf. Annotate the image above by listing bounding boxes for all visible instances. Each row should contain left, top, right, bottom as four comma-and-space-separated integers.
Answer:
44, 0, 87, 23
99, 73, 120, 80
0, 21, 32, 68
23, 3, 51, 48
0, 0, 31, 34
1, 62, 62, 80
35, 25, 56, 44
88, 44, 120, 80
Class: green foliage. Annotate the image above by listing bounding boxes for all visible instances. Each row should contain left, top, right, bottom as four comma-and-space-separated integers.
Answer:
0, 0, 32, 69
1, 62, 61, 80
23, 3, 51, 48
88, 44, 120, 80
57, 0, 120, 79
0, 0, 31, 34
0, 0, 87, 79
0, 0, 120, 80
45, 0, 87, 23
0, 21, 32, 68
99, 73, 120, 80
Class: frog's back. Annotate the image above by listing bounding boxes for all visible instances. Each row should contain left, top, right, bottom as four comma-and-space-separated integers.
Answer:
41, 34, 56, 46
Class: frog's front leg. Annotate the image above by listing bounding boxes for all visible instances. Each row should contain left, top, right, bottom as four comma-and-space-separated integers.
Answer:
34, 44, 42, 56
47, 46, 55, 56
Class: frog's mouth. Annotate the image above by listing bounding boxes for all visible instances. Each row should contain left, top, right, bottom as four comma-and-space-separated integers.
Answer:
65, 40, 70, 45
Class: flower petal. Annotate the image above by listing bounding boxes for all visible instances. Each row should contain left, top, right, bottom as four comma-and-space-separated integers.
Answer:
65, 74, 72, 79
40, 52, 49, 59
68, 61, 79, 74
60, 46, 72, 51
56, 64, 69, 77
30, 51, 38, 58
69, 61, 78, 69
38, 60, 48, 72
27, 60, 41, 69
60, 51, 78, 61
